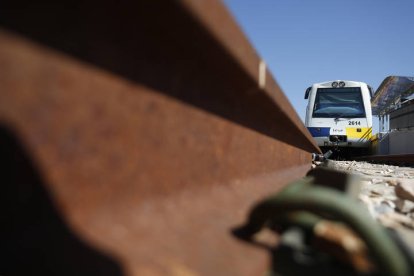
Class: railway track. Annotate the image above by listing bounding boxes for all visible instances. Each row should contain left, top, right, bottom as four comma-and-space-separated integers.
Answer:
4, 1, 413, 275
356, 154, 414, 166
0, 1, 320, 275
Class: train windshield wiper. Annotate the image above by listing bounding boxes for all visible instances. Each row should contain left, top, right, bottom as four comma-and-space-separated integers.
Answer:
333, 114, 359, 123
334, 113, 364, 120
333, 112, 364, 119
333, 113, 350, 120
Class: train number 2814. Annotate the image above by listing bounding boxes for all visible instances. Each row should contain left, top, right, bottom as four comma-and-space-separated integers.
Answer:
348, 121, 361, 126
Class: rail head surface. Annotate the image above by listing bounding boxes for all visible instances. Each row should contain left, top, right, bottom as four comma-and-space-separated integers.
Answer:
183, 0, 319, 150
0, 1, 318, 275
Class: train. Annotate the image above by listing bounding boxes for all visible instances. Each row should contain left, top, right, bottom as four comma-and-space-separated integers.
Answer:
305, 80, 373, 156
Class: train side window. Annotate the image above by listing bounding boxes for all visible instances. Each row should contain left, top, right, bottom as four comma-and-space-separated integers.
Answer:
304, 87, 311, 99
368, 86, 374, 98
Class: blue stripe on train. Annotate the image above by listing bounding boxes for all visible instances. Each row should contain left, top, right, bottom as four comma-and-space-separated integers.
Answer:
307, 127, 330, 137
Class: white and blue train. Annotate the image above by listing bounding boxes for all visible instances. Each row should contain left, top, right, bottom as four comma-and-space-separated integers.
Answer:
305, 80, 373, 155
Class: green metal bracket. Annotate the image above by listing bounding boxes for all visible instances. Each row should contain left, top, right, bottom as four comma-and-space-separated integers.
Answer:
235, 168, 410, 276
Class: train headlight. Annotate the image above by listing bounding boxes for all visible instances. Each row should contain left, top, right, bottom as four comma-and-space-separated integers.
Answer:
339, 81, 345, 87
332, 81, 339, 88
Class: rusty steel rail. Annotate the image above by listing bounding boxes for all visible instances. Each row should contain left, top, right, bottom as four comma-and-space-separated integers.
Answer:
356, 154, 414, 165
0, 1, 320, 275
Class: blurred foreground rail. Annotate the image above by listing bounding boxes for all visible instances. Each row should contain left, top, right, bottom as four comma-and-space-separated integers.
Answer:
0, 1, 320, 275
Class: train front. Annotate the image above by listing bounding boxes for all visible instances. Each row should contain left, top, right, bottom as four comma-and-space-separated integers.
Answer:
305, 80, 373, 154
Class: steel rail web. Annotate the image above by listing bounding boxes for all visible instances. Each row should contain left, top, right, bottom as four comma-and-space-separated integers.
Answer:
0, 1, 319, 275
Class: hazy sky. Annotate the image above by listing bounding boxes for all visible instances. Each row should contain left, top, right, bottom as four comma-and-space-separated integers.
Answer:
223, 0, 414, 127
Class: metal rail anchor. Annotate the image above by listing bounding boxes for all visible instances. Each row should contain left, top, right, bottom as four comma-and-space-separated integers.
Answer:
312, 150, 333, 162
234, 169, 410, 276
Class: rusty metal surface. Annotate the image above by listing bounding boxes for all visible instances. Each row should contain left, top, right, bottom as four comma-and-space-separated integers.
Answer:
0, 1, 319, 275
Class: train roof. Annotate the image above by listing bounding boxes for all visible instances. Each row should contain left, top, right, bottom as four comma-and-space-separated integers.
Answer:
312, 80, 368, 87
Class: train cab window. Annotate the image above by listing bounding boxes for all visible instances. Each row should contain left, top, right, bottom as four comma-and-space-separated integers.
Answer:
368, 86, 374, 98
312, 87, 365, 118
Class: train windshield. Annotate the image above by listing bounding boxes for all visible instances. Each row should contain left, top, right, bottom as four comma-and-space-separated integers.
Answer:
312, 87, 365, 118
